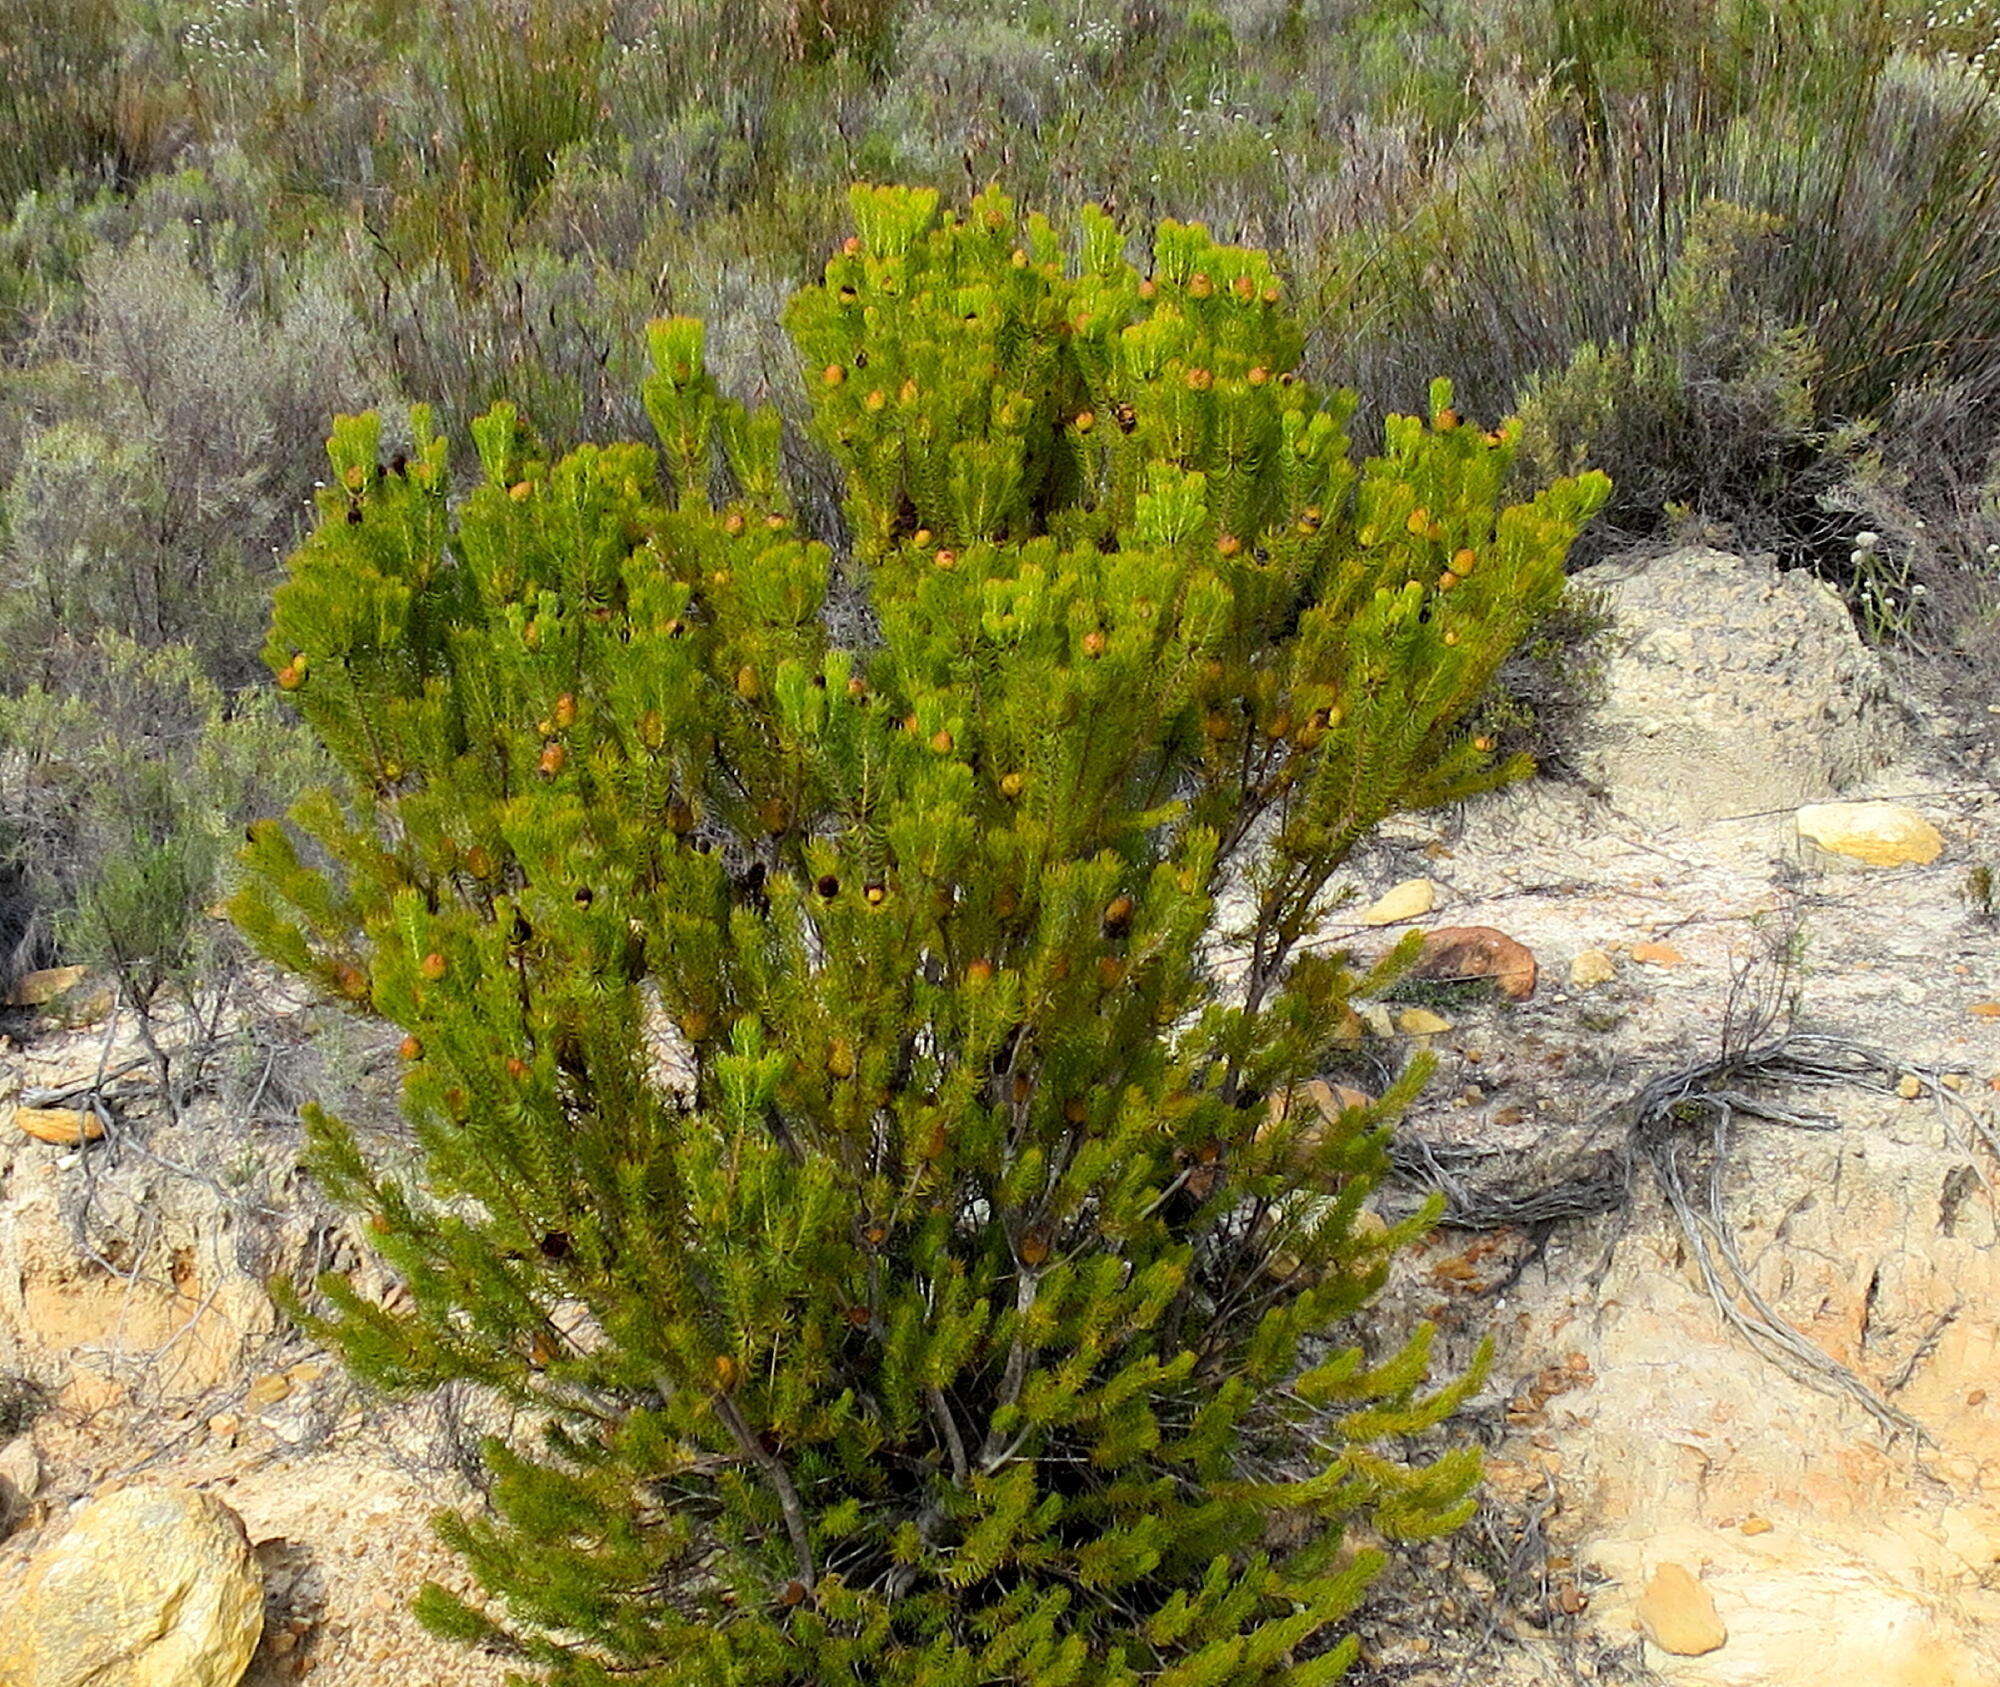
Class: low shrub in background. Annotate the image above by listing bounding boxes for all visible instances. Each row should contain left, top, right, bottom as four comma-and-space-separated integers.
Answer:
3, 0, 1992, 665
0, 636, 328, 1100
234, 187, 1606, 1682
1508, 198, 1834, 560
1, 230, 371, 687
0, 0, 127, 206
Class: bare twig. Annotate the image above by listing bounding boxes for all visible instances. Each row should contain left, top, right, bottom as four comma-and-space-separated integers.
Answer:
709, 1386, 815, 1588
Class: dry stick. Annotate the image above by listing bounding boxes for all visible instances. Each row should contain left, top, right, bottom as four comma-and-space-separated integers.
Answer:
1889, 1306, 1962, 1396
1653, 1103, 1925, 1442
69, 992, 136, 1283
929, 1384, 971, 1487
1397, 1031, 1945, 1442
20, 1055, 151, 1107
710, 1386, 815, 1587
1918, 1071, 2000, 1223
978, 1266, 1042, 1470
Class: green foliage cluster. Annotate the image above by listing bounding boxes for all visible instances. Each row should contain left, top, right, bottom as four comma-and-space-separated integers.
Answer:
442, 0, 613, 210
0, 0, 125, 206
236, 186, 1606, 1684
1, 229, 371, 687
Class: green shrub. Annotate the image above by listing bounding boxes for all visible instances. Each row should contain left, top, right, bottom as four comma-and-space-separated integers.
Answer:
1510, 198, 1829, 555
0, 637, 329, 1095
443, 0, 612, 209
1323, 11, 2000, 587
238, 185, 1605, 1684
786, 0, 905, 67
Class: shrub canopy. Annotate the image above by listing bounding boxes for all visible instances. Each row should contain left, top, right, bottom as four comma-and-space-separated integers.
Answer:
236, 184, 1607, 1686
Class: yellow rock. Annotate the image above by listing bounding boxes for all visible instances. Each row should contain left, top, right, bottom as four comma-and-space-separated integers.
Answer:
1570, 949, 1617, 989
0, 1484, 264, 1687
1897, 1074, 1925, 1100
1634, 1561, 1727, 1656
1796, 801, 1943, 867
9, 1105, 102, 1145
1359, 877, 1436, 926
5, 964, 87, 1007
1396, 1007, 1452, 1036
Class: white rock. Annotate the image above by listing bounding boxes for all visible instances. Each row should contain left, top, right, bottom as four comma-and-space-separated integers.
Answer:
0, 1436, 38, 1540
1569, 548, 1900, 826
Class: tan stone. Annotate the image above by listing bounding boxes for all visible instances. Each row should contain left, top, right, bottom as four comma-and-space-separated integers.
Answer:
1634, 1561, 1727, 1656
1567, 547, 1901, 824
0, 1437, 38, 1540
1896, 1074, 1925, 1100
1570, 948, 1617, 989
1413, 925, 1538, 1000
5, 964, 88, 1007
22, 1267, 271, 1402
0, 1438, 40, 1505
1358, 877, 1436, 926
1796, 801, 1944, 867
244, 1373, 292, 1408
1358, 1002, 1397, 1040
57, 982, 116, 1024
0, 1483, 264, 1687
60, 1370, 128, 1415
1305, 1079, 1374, 1119
1397, 1007, 1452, 1036
9, 1104, 103, 1145
1258, 1081, 1373, 1163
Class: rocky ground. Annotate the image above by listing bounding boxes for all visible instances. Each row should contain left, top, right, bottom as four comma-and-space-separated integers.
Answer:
1, 547, 1995, 1686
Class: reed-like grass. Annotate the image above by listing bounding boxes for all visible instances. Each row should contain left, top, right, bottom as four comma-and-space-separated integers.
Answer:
0, 0, 126, 204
